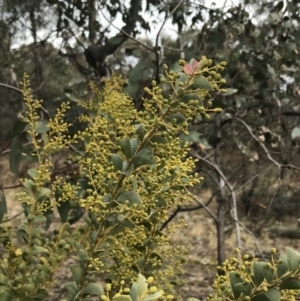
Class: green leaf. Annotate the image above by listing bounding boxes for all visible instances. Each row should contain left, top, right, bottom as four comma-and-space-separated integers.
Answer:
130, 283, 138, 301
0, 286, 12, 301
123, 161, 133, 177
27, 168, 38, 179
35, 120, 49, 133
159, 185, 169, 193
107, 224, 125, 236
150, 135, 168, 144
229, 272, 243, 299
235, 282, 252, 296
130, 138, 139, 156
235, 96, 247, 108
0, 192, 7, 223
267, 64, 276, 77
142, 291, 163, 301
252, 288, 280, 301
258, 262, 274, 284
56, 194, 70, 223
277, 254, 289, 279
133, 147, 156, 168
286, 247, 300, 273
82, 283, 104, 296
31, 246, 49, 256
280, 279, 300, 290
166, 113, 186, 125
70, 264, 83, 285
272, 0, 284, 12
17, 228, 29, 243
23, 179, 35, 189
136, 124, 145, 141
0, 273, 8, 285
113, 296, 133, 301
31, 228, 44, 236
136, 274, 148, 301
156, 197, 167, 207
116, 191, 142, 208
111, 154, 123, 172
64, 282, 79, 300
189, 76, 212, 90
180, 93, 202, 104
79, 249, 89, 263
291, 126, 300, 139
149, 212, 159, 223
175, 72, 188, 91
12, 120, 27, 136
32, 215, 47, 224
125, 83, 139, 95
9, 136, 22, 174
37, 188, 51, 201
179, 131, 202, 145
223, 88, 238, 96
119, 138, 132, 159
253, 262, 270, 286
119, 216, 136, 228
128, 60, 151, 83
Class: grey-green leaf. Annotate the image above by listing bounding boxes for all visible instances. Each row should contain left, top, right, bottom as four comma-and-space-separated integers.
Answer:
280, 279, 300, 290
111, 154, 123, 172
116, 191, 142, 208
166, 113, 186, 125
82, 283, 104, 296
0, 192, 7, 223
113, 295, 133, 301
142, 291, 163, 301
27, 168, 38, 180
286, 247, 300, 273
291, 126, 300, 139
119, 138, 132, 159
136, 274, 148, 301
64, 282, 79, 300
37, 188, 51, 201
277, 254, 289, 279
9, 136, 22, 174
133, 147, 156, 168
235, 282, 252, 296
70, 264, 83, 285
229, 272, 243, 299
180, 93, 202, 104
35, 120, 49, 133
188, 76, 212, 90
252, 287, 280, 301
130, 282, 138, 301
136, 124, 145, 141
130, 138, 139, 156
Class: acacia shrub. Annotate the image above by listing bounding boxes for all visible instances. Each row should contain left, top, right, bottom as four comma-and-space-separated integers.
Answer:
0, 57, 226, 300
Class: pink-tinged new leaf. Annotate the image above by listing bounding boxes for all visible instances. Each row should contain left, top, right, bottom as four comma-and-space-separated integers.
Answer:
183, 63, 194, 75
192, 59, 199, 69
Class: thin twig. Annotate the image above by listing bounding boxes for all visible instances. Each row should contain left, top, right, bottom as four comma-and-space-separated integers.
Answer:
154, 0, 184, 80
192, 149, 242, 249
194, 198, 218, 222
234, 117, 300, 172
99, 9, 155, 53
230, 213, 266, 261
2, 211, 24, 223
0, 82, 49, 117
